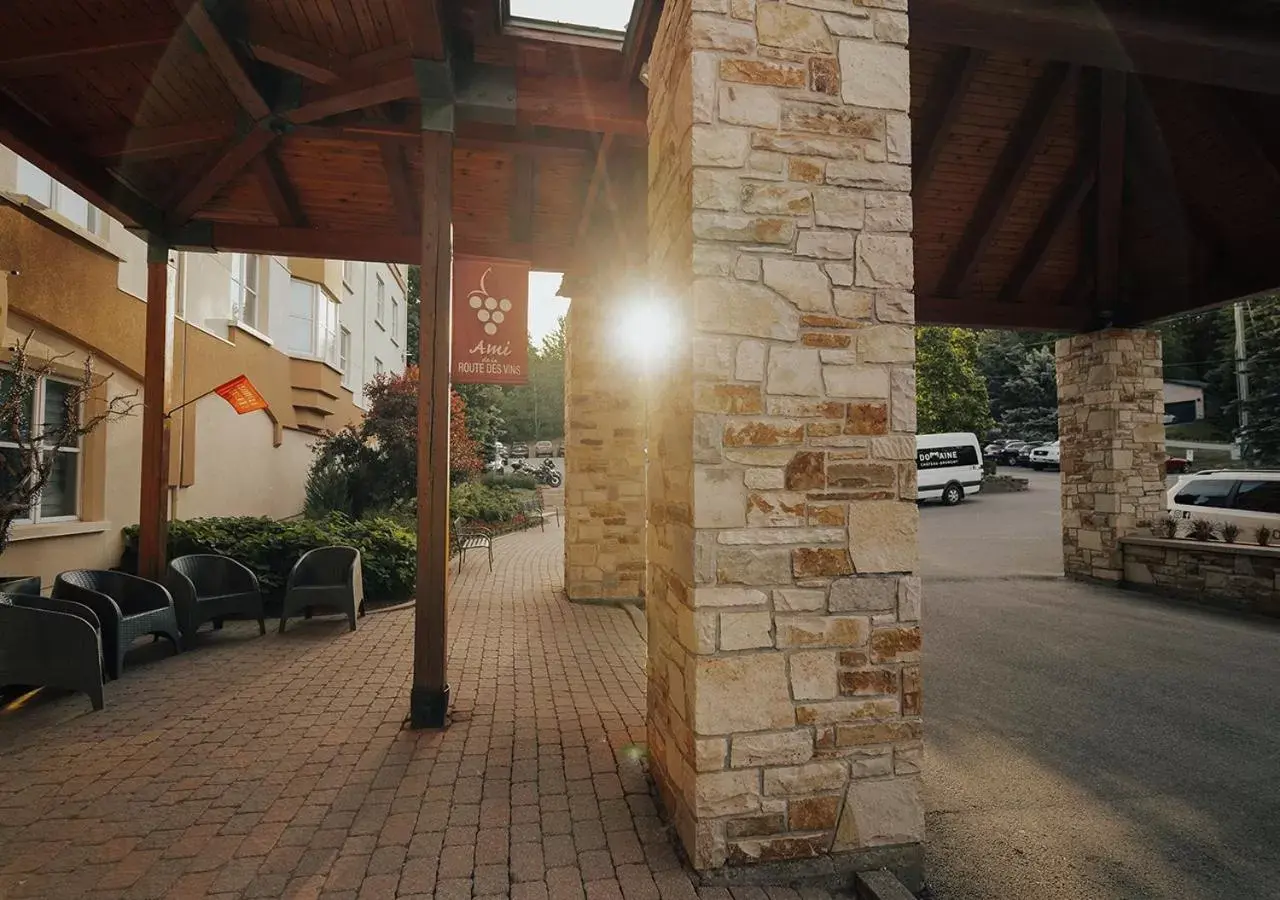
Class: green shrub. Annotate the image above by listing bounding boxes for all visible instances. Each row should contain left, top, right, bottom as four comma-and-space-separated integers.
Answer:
121, 514, 415, 603
1188, 519, 1217, 542
449, 482, 524, 524
480, 471, 537, 491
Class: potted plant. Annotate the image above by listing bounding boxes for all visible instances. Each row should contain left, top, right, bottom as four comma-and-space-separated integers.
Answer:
1, 334, 137, 575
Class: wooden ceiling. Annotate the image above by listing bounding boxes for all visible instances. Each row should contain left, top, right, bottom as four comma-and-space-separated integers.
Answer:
2, 0, 1280, 331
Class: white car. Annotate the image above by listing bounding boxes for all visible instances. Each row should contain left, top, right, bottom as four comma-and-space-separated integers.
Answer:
1167, 470, 1280, 542
1030, 441, 1060, 470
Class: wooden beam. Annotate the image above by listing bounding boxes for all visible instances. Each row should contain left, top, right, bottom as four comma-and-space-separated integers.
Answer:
0, 90, 163, 230
411, 128, 453, 728
381, 143, 419, 233
917, 295, 1093, 331
0, 18, 177, 77
86, 120, 234, 163
510, 153, 536, 244
169, 128, 276, 224
178, 2, 271, 121
287, 67, 420, 125
938, 62, 1075, 298
253, 148, 306, 227
911, 0, 1280, 95
399, 0, 446, 60
137, 242, 174, 581
575, 133, 614, 244
246, 26, 348, 84
516, 74, 648, 137
913, 47, 984, 189
1197, 90, 1280, 195
621, 0, 662, 82
999, 157, 1096, 305
289, 120, 596, 157
1095, 69, 1127, 314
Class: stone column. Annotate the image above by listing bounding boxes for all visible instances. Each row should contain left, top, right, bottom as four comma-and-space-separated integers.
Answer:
1057, 329, 1166, 581
646, 0, 923, 882
562, 275, 648, 602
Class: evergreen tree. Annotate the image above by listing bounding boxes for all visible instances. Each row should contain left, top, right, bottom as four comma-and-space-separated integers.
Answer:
1238, 295, 1280, 463
915, 327, 994, 436
974, 330, 1060, 439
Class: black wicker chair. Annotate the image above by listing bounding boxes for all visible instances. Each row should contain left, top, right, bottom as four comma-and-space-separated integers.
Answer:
278, 547, 364, 634
0, 576, 41, 595
452, 518, 494, 572
52, 571, 181, 679
167, 555, 266, 641
0, 593, 105, 710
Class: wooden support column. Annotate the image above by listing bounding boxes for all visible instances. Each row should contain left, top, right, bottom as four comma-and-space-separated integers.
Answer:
137, 241, 173, 580
410, 128, 454, 729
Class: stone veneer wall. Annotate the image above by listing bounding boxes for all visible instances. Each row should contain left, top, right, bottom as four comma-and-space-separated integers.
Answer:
1121, 537, 1280, 617
1057, 330, 1166, 581
563, 288, 648, 601
646, 0, 923, 876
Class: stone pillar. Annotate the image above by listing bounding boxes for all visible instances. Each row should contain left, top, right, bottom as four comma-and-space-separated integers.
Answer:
646, 0, 923, 882
1057, 329, 1166, 581
562, 279, 648, 602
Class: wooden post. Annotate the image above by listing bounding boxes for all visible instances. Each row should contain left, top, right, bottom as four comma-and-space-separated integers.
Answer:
137, 241, 173, 580
410, 129, 454, 728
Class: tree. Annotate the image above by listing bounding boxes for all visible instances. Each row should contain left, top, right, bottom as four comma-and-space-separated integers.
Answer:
406, 265, 420, 366
0, 334, 137, 552
975, 330, 1060, 439
1237, 295, 1280, 463
915, 327, 993, 437
497, 315, 567, 442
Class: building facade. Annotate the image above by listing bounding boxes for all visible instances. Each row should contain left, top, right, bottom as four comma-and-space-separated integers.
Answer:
0, 147, 407, 586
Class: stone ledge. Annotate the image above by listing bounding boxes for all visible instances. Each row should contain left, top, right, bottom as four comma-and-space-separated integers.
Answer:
1121, 535, 1280, 560
856, 869, 918, 900
697, 841, 924, 893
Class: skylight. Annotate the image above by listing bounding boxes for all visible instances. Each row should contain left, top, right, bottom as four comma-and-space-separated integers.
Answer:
509, 0, 634, 33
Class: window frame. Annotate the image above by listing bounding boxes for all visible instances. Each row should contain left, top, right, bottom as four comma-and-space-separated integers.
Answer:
285, 279, 341, 368
0, 373, 83, 525
229, 253, 260, 330
391, 296, 401, 345
374, 357, 385, 377
375, 274, 386, 327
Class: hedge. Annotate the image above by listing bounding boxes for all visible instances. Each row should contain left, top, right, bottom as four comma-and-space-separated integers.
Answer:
121, 514, 415, 603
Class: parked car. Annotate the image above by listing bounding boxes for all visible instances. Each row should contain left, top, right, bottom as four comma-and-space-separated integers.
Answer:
916, 432, 984, 506
511, 441, 529, 458
1167, 470, 1280, 542
999, 442, 1029, 466
535, 440, 555, 458
1016, 442, 1044, 467
983, 439, 1013, 458
1030, 441, 1060, 470
1165, 456, 1191, 475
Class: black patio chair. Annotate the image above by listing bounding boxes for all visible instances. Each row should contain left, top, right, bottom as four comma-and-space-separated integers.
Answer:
52, 571, 181, 679
0, 576, 41, 595
278, 547, 364, 634
167, 555, 266, 641
452, 518, 494, 572
0, 593, 105, 711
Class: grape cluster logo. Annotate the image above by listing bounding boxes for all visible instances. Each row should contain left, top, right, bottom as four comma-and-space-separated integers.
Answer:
467, 269, 513, 337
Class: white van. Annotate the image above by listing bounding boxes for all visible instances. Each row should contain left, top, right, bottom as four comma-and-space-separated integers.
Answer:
916, 433, 984, 506
1166, 470, 1280, 542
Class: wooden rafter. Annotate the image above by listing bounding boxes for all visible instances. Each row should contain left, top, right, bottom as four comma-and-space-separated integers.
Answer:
912, 0, 1280, 95
938, 62, 1076, 298
621, 0, 662, 82
1198, 90, 1280, 194
0, 17, 177, 78
178, 2, 271, 121
398, 0, 446, 60
1095, 69, 1127, 313
999, 156, 1096, 305
917, 296, 1092, 331
510, 153, 536, 244
169, 128, 276, 224
914, 47, 985, 189
0, 90, 162, 230
380, 143, 419, 233
287, 68, 420, 125
575, 133, 614, 244
247, 25, 348, 84
86, 120, 234, 163
253, 148, 306, 227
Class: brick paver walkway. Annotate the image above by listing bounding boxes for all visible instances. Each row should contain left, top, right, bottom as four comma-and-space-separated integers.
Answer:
0, 528, 835, 900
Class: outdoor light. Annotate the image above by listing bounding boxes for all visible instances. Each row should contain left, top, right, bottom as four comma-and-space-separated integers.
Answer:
614, 292, 676, 371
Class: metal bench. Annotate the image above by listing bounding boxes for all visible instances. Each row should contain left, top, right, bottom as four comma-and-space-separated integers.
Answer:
452, 518, 494, 572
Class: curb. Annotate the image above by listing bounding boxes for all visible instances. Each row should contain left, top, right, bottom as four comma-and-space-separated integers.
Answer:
856, 869, 918, 900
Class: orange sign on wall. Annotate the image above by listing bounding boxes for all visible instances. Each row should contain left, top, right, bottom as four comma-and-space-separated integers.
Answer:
213, 375, 269, 415
451, 257, 530, 385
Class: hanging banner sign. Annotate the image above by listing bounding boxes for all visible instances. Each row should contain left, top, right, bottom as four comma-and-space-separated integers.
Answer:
451, 257, 530, 385
213, 375, 269, 415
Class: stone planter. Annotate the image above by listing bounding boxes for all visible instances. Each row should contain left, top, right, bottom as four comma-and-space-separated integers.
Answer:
1119, 536, 1280, 617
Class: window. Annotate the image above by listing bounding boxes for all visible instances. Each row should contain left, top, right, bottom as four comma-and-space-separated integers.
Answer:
1174, 479, 1234, 509
1232, 481, 1280, 515
285, 280, 340, 367
375, 274, 386, 325
340, 327, 352, 377
374, 357, 385, 376
0, 373, 81, 523
16, 159, 105, 236
343, 260, 356, 290
391, 297, 400, 343
229, 254, 260, 329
